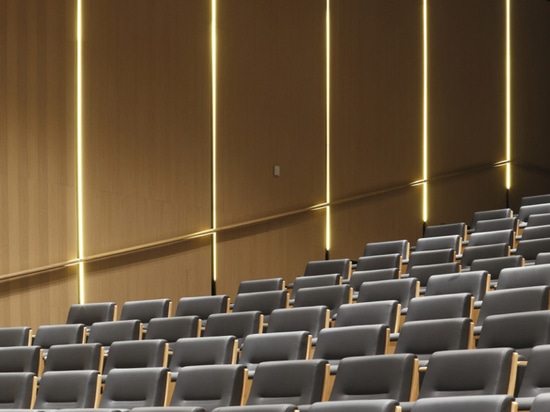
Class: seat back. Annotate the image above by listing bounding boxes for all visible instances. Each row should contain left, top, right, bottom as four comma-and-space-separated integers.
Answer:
0, 326, 32, 347
266, 306, 330, 343
44, 343, 103, 373
0, 346, 41, 373
170, 364, 246, 411
33, 323, 86, 349
357, 278, 419, 311
304, 259, 352, 280
475, 286, 550, 331
470, 255, 524, 286
530, 393, 550, 412
246, 359, 328, 406
424, 223, 467, 240
470, 208, 513, 233
99, 367, 169, 409
363, 240, 410, 260
119, 298, 171, 326
477, 311, 550, 360
291, 274, 341, 300
394, 318, 472, 364
175, 295, 229, 326
536, 252, 550, 264
408, 262, 461, 288
334, 301, 400, 333
527, 213, 550, 227
406, 249, 455, 273
169, 336, 237, 371
313, 325, 388, 373
355, 254, 401, 272
468, 230, 515, 248
460, 244, 510, 268
516, 238, 550, 262
310, 399, 399, 412
293, 284, 352, 319
66, 302, 116, 327
425, 271, 489, 303
145, 316, 201, 347
519, 203, 550, 228
349, 269, 400, 291
419, 348, 517, 398
497, 264, 550, 289
87, 319, 142, 347
232, 290, 289, 321
518, 344, 550, 398
415, 235, 461, 252
329, 354, 418, 402
238, 278, 285, 294
0, 372, 37, 409
404, 293, 473, 322
103, 339, 168, 375
34, 370, 101, 409
203, 311, 263, 346
412, 395, 515, 412
475, 217, 518, 233
239, 331, 310, 377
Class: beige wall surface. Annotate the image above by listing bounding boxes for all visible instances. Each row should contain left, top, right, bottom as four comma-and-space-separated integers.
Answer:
0, 0, 549, 328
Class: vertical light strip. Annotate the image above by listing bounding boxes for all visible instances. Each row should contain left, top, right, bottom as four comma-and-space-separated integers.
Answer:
211, 0, 218, 282
422, 0, 429, 222
325, 0, 331, 254
505, 0, 511, 189
76, 0, 85, 303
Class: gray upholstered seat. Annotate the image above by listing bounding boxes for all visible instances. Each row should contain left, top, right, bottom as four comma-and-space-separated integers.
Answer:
357, 278, 419, 316
531, 393, 550, 412
519, 203, 550, 229
527, 213, 550, 227
309, 399, 399, 412
239, 331, 310, 378
496, 264, 550, 289
313, 324, 388, 374
536, 252, 550, 264
423, 223, 467, 240
516, 238, 550, 264
203, 311, 262, 347
517, 347, 550, 411
33, 323, 86, 354
238, 278, 285, 294
0, 372, 36, 409
212, 406, 296, 412
407, 262, 460, 293
290, 274, 341, 303
145, 316, 201, 349
521, 194, 550, 207
425, 271, 489, 308
355, 253, 401, 272
303, 258, 352, 281
411, 395, 515, 412
405, 249, 455, 274
293, 284, 351, 319
460, 243, 509, 270
468, 230, 515, 248
328, 354, 418, 402
414, 235, 462, 253
349, 269, 399, 298
134, 364, 246, 412
100, 367, 170, 409
66, 302, 117, 329
119, 298, 171, 330
102, 339, 168, 376
474, 285, 550, 335
175, 295, 229, 328
87, 319, 142, 350
475, 217, 518, 233
477, 310, 550, 360
266, 306, 329, 346
245, 359, 328, 408
363, 240, 410, 260
399, 348, 517, 412
470, 255, 524, 288
469, 208, 513, 234
34, 370, 101, 409
0, 326, 32, 347
394, 318, 472, 367
43, 343, 103, 373
0, 346, 42, 373
334, 301, 400, 333
232, 290, 288, 325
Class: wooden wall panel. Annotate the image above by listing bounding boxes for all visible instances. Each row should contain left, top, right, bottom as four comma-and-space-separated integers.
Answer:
82, 0, 212, 256
330, 0, 423, 199
84, 237, 212, 310
428, 0, 505, 177
0, 266, 78, 330
0, 0, 77, 274
216, 211, 325, 299
331, 187, 423, 260
509, 1, 550, 209
428, 168, 507, 227
216, 0, 326, 226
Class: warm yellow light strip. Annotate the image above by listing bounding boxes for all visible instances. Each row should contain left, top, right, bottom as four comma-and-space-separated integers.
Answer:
211, 0, 218, 282
76, 0, 85, 303
422, 0, 429, 222
505, 0, 511, 190
325, 0, 331, 253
